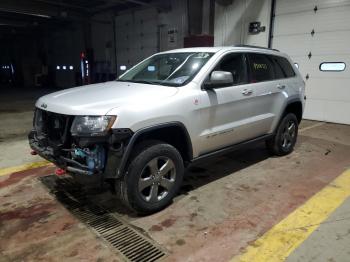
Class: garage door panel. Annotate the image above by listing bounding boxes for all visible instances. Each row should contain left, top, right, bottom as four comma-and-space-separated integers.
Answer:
307, 55, 349, 78
276, 0, 316, 15
273, 36, 311, 57
134, 9, 157, 21
141, 35, 157, 48
324, 100, 350, 124
306, 78, 350, 101
115, 13, 133, 27
290, 57, 311, 74
274, 12, 314, 36
115, 8, 158, 77
317, 0, 350, 9
315, 5, 350, 32
274, 0, 350, 124
311, 32, 350, 55
304, 98, 350, 124
303, 99, 325, 121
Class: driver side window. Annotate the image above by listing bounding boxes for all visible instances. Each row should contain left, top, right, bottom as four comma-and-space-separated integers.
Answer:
214, 53, 248, 85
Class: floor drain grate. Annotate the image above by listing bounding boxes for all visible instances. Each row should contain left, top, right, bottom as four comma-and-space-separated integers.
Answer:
39, 175, 166, 262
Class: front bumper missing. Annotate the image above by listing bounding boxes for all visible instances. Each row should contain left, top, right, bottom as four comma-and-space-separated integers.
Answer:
28, 129, 132, 178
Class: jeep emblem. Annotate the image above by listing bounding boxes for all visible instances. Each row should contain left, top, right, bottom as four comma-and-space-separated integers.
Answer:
41, 103, 47, 109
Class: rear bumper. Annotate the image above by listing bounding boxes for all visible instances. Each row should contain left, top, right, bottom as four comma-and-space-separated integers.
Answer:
28, 129, 133, 178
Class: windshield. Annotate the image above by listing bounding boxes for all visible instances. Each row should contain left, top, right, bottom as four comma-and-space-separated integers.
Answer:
117, 52, 214, 87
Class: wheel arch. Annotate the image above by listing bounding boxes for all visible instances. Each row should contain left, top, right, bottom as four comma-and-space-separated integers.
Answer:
281, 98, 303, 124
116, 122, 193, 178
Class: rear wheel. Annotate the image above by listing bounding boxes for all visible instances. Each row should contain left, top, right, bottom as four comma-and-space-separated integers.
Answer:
115, 141, 184, 214
266, 113, 298, 156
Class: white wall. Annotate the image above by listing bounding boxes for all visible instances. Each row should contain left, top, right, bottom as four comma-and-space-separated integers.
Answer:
214, 0, 271, 47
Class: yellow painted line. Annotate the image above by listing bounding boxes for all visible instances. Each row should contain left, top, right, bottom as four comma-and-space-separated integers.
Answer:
231, 169, 350, 262
0, 161, 51, 177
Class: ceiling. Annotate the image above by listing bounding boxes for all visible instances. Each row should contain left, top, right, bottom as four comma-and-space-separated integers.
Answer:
0, 0, 162, 36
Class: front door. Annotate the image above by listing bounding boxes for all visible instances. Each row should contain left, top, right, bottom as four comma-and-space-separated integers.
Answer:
198, 53, 258, 154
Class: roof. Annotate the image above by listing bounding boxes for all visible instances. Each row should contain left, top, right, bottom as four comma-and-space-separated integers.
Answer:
161, 45, 281, 55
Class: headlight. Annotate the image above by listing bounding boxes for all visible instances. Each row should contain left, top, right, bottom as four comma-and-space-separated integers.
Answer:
71, 116, 116, 136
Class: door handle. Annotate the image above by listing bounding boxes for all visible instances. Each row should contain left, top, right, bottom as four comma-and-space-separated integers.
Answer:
242, 89, 253, 95
277, 84, 286, 89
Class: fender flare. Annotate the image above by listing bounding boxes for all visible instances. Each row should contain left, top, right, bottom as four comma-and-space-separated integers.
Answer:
273, 97, 303, 134
116, 121, 193, 178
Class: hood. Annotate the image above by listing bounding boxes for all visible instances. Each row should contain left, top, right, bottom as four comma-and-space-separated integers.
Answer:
36, 81, 178, 115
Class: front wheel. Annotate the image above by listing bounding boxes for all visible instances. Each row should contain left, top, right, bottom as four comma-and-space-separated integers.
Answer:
115, 141, 184, 214
266, 113, 299, 156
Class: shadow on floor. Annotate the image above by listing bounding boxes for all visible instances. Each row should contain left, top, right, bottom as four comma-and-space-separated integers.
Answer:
39, 142, 271, 218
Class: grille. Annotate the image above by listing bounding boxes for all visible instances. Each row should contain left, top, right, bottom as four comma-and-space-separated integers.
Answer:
35, 109, 72, 144
39, 175, 167, 262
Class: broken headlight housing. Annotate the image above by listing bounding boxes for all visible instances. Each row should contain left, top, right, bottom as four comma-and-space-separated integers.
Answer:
70, 116, 116, 136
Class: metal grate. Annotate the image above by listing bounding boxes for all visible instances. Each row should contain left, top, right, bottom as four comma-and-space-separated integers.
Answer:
39, 175, 166, 262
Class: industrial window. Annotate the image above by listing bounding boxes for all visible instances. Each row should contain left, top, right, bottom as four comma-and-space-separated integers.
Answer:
320, 62, 346, 72
248, 53, 275, 83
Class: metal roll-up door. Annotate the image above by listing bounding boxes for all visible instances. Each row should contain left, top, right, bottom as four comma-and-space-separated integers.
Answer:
272, 0, 350, 124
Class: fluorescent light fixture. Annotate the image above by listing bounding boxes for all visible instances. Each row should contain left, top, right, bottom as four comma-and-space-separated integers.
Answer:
120, 65, 127, 71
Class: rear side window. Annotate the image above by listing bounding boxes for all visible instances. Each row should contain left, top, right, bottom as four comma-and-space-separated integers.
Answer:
274, 56, 296, 78
270, 56, 285, 80
248, 53, 275, 83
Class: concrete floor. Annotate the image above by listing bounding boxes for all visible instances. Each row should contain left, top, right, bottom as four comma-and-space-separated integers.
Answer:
0, 87, 53, 169
0, 89, 350, 261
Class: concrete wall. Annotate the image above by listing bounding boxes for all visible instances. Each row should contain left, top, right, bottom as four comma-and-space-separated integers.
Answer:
214, 0, 271, 47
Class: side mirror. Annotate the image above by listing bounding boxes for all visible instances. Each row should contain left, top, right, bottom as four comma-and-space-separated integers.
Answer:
203, 71, 233, 89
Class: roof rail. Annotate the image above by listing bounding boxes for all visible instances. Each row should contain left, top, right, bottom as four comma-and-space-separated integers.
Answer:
233, 44, 280, 52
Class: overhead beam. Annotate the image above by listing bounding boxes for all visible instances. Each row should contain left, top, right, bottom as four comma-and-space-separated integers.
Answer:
91, 0, 169, 14
122, 0, 169, 11
33, 0, 89, 11
0, 0, 86, 20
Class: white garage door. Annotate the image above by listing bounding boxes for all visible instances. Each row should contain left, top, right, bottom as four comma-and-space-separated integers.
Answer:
115, 8, 159, 76
272, 0, 350, 124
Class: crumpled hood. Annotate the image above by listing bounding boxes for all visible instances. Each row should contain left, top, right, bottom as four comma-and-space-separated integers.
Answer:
36, 81, 178, 115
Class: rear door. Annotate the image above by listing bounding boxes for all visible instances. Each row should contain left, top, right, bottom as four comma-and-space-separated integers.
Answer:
246, 53, 290, 135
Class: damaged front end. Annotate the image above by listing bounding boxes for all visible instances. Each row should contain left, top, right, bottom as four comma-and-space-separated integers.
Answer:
29, 109, 132, 179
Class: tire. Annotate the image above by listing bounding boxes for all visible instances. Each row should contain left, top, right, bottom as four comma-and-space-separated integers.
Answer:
266, 113, 299, 156
115, 140, 184, 214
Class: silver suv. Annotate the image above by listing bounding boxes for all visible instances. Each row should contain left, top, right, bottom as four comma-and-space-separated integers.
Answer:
29, 46, 305, 214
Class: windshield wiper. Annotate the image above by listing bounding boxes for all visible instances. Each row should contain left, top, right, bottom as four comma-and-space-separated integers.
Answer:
117, 79, 179, 87
117, 79, 158, 85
